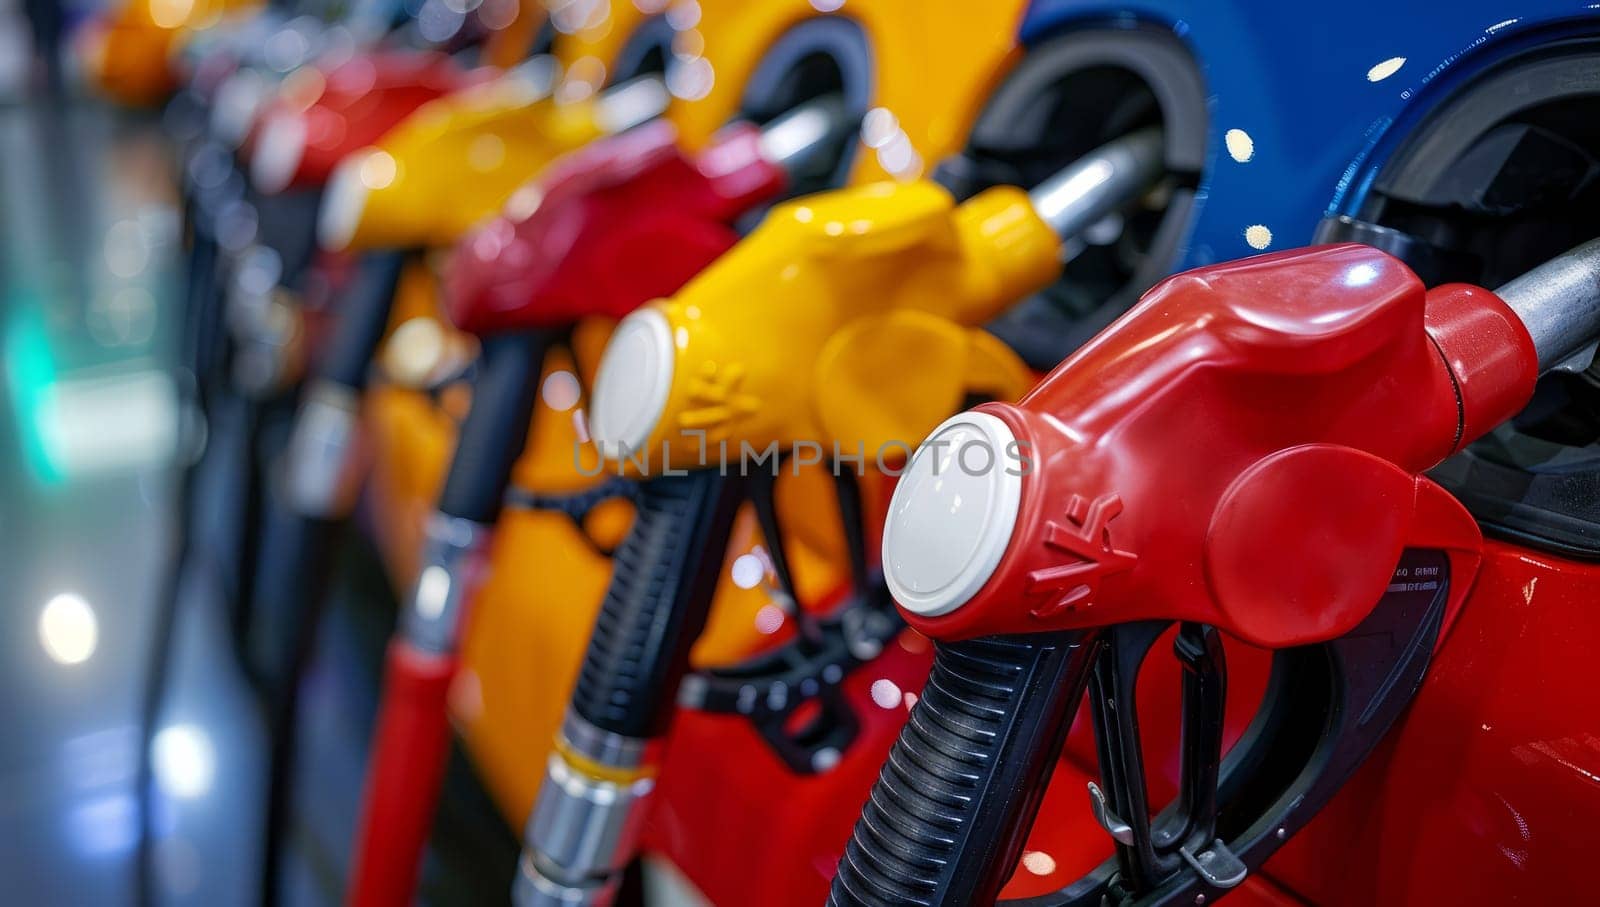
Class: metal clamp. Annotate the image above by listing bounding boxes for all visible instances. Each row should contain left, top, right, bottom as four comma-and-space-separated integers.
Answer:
515, 712, 658, 907
398, 512, 493, 655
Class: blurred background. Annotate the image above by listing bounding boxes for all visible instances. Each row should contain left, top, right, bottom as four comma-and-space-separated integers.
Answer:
0, 0, 246, 902
0, 4, 452, 903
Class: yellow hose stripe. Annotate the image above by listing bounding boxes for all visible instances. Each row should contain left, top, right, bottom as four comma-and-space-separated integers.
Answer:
553, 735, 659, 785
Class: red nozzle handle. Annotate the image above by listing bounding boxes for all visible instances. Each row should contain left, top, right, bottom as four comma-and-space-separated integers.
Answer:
895, 245, 1535, 647
444, 120, 786, 335
347, 641, 458, 907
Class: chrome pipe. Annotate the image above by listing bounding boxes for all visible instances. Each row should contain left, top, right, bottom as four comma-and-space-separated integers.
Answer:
1027, 127, 1165, 241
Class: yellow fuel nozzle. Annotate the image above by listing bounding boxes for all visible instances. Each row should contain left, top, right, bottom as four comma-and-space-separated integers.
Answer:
317, 64, 670, 253
587, 128, 1165, 471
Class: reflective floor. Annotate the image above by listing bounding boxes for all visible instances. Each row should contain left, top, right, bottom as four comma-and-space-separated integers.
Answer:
0, 99, 192, 902
0, 88, 305, 905
0, 96, 370, 907
0, 94, 517, 906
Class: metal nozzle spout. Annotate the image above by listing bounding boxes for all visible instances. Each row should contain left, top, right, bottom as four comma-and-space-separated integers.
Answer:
1026, 127, 1165, 241
1495, 238, 1600, 373
755, 94, 856, 180
594, 74, 672, 135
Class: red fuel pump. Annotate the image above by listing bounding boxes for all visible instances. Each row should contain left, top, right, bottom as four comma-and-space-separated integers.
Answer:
345, 96, 856, 907
832, 239, 1600, 905
248, 50, 492, 194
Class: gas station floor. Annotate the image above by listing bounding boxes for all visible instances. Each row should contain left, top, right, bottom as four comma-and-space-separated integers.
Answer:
0, 98, 204, 903
0, 97, 513, 906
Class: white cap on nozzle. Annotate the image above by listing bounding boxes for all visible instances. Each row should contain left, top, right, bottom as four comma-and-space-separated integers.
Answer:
883, 412, 1023, 617
589, 308, 675, 461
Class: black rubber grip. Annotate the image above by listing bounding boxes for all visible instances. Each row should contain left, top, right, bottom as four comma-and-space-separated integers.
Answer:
435, 330, 555, 524
569, 470, 743, 739
318, 250, 406, 389
829, 633, 1097, 907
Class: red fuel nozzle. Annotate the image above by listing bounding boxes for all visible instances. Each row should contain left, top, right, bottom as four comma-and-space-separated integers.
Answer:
838, 239, 1600, 907
248, 50, 490, 194
441, 95, 855, 335
884, 243, 1541, 648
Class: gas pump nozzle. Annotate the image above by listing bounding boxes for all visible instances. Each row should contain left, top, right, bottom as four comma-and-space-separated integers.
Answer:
261, 72, 683, 638
520, 130, 1169, 907
587, 127, 1166, 464
443, 93, 858, 332
248, 50, 488, 195
316, 70, 671, 254
832, 238, 1600, 906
